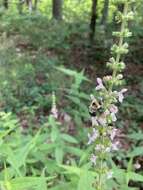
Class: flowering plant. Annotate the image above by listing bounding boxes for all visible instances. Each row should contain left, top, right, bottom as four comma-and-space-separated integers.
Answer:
88, 0, 134, 189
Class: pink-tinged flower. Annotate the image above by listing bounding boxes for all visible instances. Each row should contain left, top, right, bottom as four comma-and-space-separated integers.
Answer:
110, 128, 117, 141
107, 171, 113, 179
109, 105, 118, 122
98, 116, 107, 126
111, 141, 120, 151
95, 78, 105, 90
109, 105, 118, 114
90, 154, 97, 165
118, 88, 128, 102
87, 128, 99, 145
91, 117, 99, 126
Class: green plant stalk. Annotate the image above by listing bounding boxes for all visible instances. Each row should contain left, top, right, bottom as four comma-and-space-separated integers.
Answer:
110, 1, 129, 91
97, 2, 130, 190
98, 137, 103, 190
97, 126, 105, 190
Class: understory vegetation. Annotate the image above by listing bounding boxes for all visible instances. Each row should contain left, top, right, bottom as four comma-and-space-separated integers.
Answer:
0, 0, 143, 189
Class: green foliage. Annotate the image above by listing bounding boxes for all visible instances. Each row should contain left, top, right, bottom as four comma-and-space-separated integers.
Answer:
0, 111, 84, 190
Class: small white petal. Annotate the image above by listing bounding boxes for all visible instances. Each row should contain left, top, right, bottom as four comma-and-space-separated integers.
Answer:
111, 113, 117, 122
111, 141, 120, 151
97, 78, 102, 84
105, 147, 111, 152
121, 88, 128, 93
90, 154, 97, 165
110, 104, 118, 114
98, 116, 107, 126
90, 94, 95, 100
134, 163, 141, 169
91, 117, 99, 126
95, 78, 105, 90
110, 128, 117, 140
107, 171, 113, 179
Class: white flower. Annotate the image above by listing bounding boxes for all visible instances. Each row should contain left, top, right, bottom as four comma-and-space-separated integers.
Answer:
95, 144, 105, 151
107, 171, 113, 179
87, 128, 99, 145
118, 88, 128, 103
110, 128, 118, 141
111, 141, 120, 151
90, 154, 97, 165
90, 94, 95, 100
95, 78, 105, 90
95, 145, 101, 151
95, 145, 111, 153
109, 104, 118, 114
105, 147, 111, 152
91, 117, 99, 126
109, 105, 118, 122
98, 116, 107, 126
111, 112, 117, 122
134, 162, 141, 169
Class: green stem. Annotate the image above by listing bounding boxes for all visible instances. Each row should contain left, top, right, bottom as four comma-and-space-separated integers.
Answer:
97, 130, 104, 190
97, 2, 129, 190
110, 1, 129, 91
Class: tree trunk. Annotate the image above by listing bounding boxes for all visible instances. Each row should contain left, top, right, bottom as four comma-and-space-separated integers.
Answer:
18, 0, 25, 14
52, 0, 63, 20
28, 0, 33, 13
89, 0, 98, 41
101, 0, 109, 28
3, 0, 8, 9
34, 0, 38, 11
26, 0, 33, 13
